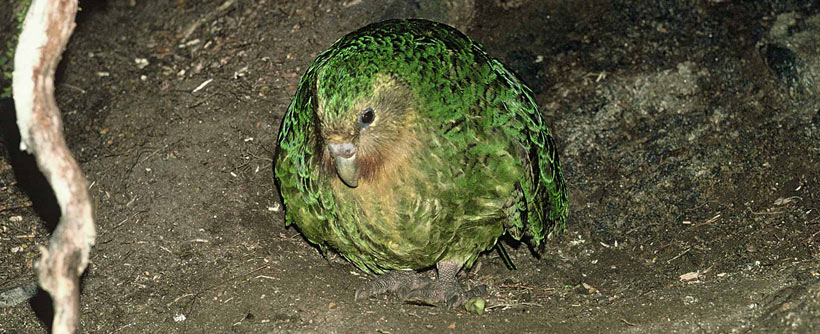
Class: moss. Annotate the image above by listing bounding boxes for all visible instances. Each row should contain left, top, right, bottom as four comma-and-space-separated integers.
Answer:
1, 0, 33, 98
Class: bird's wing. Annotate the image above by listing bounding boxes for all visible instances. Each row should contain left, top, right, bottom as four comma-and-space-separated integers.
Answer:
485, 55, 569, 246
274, 55, 338, 251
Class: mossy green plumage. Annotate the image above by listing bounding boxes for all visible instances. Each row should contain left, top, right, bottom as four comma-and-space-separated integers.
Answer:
274, 19, 568, 274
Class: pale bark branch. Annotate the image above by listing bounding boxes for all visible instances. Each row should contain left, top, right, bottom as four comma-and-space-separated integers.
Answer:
12, 1, 95, 333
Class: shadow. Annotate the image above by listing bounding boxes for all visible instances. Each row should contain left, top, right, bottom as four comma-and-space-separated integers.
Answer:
27, 267, 90, 331
0, 98, 61, 232
2, 97, 94, 330
75, 0, 109, 25
28, 287, 54, 332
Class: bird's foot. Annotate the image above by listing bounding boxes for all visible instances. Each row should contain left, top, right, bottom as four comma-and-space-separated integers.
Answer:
355, 261, 486, 309
404, 278, 487, 308
354, 270, 430, 302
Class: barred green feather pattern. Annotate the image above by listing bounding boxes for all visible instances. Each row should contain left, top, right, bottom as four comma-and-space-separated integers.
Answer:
274, 19, 568, 274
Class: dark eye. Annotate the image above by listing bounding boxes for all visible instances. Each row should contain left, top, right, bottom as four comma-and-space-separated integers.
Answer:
359, 108, 375, 126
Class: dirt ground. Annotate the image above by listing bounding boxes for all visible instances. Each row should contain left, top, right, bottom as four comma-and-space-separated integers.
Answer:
1, 0, 819, 333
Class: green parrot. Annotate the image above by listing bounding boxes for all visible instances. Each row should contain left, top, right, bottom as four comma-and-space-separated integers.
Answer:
274, 19, 568, 307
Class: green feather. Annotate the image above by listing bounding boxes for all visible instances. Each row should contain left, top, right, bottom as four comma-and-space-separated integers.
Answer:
274, 19, 568, 274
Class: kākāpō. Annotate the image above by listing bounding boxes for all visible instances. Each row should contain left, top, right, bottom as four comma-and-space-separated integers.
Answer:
274, 19, 568, 309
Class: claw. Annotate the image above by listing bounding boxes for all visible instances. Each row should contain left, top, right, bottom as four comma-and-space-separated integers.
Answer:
354, 270, 428, 302
404, 280, 487, 308
355, 260, 487, 309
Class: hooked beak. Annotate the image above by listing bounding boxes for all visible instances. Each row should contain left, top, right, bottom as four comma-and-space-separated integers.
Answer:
327, 142, 359, 188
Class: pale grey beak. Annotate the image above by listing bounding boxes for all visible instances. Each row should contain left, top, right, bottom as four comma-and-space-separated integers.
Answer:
328, 142, 359, 188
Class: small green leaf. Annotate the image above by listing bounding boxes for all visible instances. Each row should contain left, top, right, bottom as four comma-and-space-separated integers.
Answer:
464, 297, 485, 315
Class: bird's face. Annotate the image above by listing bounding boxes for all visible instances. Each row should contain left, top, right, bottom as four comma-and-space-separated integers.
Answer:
317, 74, 416, 188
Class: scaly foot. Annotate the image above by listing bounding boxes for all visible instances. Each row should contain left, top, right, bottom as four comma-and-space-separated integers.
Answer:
354, 270, 430, 302
404, 276, 487, 308
355, 260, 486, 309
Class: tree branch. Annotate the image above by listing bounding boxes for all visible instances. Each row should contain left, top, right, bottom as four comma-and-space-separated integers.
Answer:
12, 1, 95, 333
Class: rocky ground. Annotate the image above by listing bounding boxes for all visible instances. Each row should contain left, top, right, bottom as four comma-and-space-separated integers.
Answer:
1, 0, 819, 333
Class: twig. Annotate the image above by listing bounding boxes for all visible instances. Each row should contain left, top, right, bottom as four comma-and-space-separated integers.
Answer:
179, 0, 236, 41
808, 230, 820, 246
667, 247, 691, 264
621, 318, 637, 326
497, 284, 535, 290
59, 83, 85, 94
0, 200, 33, 212
750, 210, 784, 215
138, 141, 175, 164
13, 1, 95, 333
191, 78, 213, 93
485, 302, 542, 310
166, 293, 195, 308
112, 211, 141, 230
691, 214, 721, 228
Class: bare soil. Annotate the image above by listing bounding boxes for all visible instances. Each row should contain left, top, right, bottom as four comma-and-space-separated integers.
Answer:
1, 1, 819, 333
